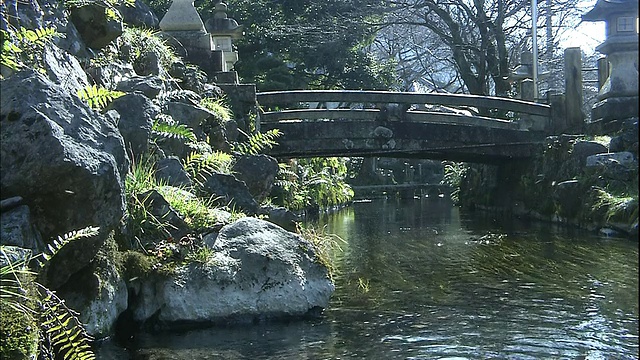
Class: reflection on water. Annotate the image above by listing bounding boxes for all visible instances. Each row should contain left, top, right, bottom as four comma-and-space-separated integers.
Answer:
100, 198, 639, 359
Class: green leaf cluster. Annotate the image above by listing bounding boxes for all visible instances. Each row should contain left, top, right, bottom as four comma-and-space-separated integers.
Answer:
184, 150, 234, 188
232, 129, 282, 156
273, 157, 354, 211
1, 26, 57, 77
440, 161, 467, 204
77, 85, 125, 111
143, 0, 395, 90
152, 114, 197, 143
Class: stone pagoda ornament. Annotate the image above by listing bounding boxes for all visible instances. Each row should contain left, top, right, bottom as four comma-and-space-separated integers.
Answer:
159, 0, 243, 83
582, 0, 639, 126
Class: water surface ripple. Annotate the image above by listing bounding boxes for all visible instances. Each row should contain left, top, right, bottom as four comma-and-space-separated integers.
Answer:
99, 198, 638, 359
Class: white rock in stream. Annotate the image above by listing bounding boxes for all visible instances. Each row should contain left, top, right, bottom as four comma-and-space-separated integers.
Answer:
132, 217, 334, 325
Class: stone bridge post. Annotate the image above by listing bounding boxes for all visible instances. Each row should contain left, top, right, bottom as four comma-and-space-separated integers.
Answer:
563, 47, 584, 132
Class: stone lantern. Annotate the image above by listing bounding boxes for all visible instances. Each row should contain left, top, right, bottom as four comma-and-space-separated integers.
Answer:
159, 0, 244, 82
205, 2, 244, 83
582, 0, 639, 125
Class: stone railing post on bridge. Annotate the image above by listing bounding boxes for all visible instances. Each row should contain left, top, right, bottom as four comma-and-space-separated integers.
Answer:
548, 92, 566, 134
563, 47, 584, 133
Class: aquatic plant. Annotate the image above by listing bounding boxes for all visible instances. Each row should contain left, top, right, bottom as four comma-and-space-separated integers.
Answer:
297, 224, 345, 280
592, 187, 638, 225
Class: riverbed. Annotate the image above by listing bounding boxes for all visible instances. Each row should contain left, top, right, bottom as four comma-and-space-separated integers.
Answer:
99, 198, 639, 359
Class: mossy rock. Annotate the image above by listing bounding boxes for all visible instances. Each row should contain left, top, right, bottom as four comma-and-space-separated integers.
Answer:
0, 302, 39, 360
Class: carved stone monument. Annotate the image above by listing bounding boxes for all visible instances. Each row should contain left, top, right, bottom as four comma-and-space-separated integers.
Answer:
159, 0, 242, 83
582, 0, 639, 128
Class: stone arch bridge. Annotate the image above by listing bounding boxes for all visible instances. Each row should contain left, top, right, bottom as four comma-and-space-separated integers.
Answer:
256, 90, 555, 164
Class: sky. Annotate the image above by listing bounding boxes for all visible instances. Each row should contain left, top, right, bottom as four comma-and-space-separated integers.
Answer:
558, 0, 606, 53
561, 21, 606, 51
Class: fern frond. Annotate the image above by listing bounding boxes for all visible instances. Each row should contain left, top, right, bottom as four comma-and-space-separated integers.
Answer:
77, 85, 125, 110
184, 151, 234, 187
186, 140, 213, 154
37, 283, 95, 360
16, 27, 57, 46
1, 26, 57, 75
232, 129, 282, 155
200, 97, 233, 121
40, 227, 100, 264
152, 116, 197, 142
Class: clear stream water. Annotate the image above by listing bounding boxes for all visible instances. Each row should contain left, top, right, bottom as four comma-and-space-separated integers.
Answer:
98, 198, 639, 359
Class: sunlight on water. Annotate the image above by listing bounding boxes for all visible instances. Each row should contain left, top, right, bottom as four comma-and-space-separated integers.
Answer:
98, 198, 638, 359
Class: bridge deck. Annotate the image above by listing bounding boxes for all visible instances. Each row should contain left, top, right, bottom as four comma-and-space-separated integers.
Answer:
257, 90, 551, 117
255, 90, 551, 162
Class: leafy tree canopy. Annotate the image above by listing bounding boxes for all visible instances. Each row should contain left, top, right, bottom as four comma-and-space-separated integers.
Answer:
147, 0, 398, 91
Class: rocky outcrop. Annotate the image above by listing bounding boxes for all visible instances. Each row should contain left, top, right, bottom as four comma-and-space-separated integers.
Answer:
69, 3, 123, 50
137, 189, 190, 241
232, 155, 279, 202
1, 70, 128, 288
459, 134, 638, 238
155, 157, 193, 187
130, 217, 334, 328
107, 93, 157, 160
0, 199, 45, 254
118, 0, 159, 29
57, 237, 128, 338
202, 173, 260, 215
42, 43, 90, 94
1, 0, 337, 344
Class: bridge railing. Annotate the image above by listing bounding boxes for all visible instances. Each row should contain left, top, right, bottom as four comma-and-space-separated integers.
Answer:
256, 90, 552, 132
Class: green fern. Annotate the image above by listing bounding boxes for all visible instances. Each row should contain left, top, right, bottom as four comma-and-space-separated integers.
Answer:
152, 115, 197, 142
200, 97, 233, 122
40, 227, 100, 264
118, 26, 179, 76
1, 26, 57, 76
184, 151, 234, 187
38, 284, 95, 360
77, 85, 125, 110
16, 27, 57, 47
232, 129, 282, 156
0, 227, 99, 360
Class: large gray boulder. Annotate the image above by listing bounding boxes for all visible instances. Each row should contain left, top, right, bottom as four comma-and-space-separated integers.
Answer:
107, 93, 157, 160
202, 173, 260, 214
137, 189, 190, 241
155, 157, 192, 187
115, 75, 165, 99
232, 155, 279, 202
1, 71, 128, 288
118, 0, 159, 29
0, 201, 46, 254
69, 2, 123, 50
130, 217, 334, 327
87, 62, 137, 89
42, 43, 89, 94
